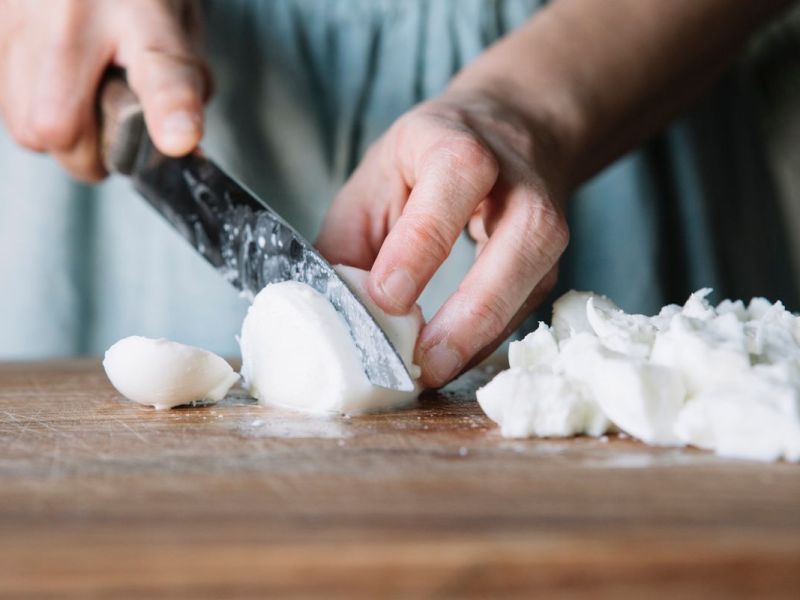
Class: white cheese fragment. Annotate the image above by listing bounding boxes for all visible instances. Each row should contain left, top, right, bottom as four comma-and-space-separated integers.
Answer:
508, 323, 559, 369
556, 333, 685, 445
747, 296, 775, 320
681, 288, 716, 320
584, 358, 685, 445
675, 371, 800, 462
649, 304, 682, 331
746, 300, 800, 364
650, 314, 749, 396
476, 367, 609, 438
239, 265, 423, 415
103, 336, 239, 410
585, 297, 656, 358
551, 290, 619, 341
716, 298, 747, 321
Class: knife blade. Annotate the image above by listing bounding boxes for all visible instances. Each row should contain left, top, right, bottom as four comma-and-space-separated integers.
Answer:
99, 73, 414, 392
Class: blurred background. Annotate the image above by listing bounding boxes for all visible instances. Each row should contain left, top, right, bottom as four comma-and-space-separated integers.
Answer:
1, 0, 798, 360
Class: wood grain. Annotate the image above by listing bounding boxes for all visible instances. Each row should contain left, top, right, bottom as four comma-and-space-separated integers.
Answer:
0, 360, 798, 599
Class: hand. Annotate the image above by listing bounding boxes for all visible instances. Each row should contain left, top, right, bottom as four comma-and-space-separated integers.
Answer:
0, 0, 209, 181
316, 90, 570, 387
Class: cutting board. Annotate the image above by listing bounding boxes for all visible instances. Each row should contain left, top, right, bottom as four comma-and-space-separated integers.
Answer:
0, 360, 798, 599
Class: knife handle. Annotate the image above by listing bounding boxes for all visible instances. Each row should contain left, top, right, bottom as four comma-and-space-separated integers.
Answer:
98, 69, 146, 176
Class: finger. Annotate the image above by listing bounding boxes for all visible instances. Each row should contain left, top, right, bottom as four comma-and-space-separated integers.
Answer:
126, 49, 207, 157
0, 42, 45, 152
120, 1, 209, 158
415, 190, 568, 387
460, 266, 558, 374
29, 20, 111, 155
2, 19, 107, 156
315, 145, 409, 270
52, 123, 105, 182
368, 130, 499, 315
33, 30, 111, 180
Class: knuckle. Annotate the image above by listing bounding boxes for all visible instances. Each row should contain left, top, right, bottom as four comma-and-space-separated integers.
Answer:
437, 133, 498, 180
29, 104, 79, 149
59, 151, 105, 183
518, 200, 570, 256
7, 118, 42, 151
502, 200, 569, 278
543, 210, 570, 251
50, 1, 85, 43
403, 213, 455, 265
148, 83, 201, 112
541, 267, 559, 292
465, 294, 511, 343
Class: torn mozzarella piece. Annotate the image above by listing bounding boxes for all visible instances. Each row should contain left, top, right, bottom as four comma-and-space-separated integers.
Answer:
649, 303, 682, 331
508, 323, 559, 369
556, 333, 685, 445
675, 370, 800, 462
681, 288, 716, 320
582, 356, 685, 445
650, 314, 749, 396
476, 367, 609, 438
103, 336, 239, 410
585, 297, 656, 358
239, 265, 423, 415
551, 290, 619, 341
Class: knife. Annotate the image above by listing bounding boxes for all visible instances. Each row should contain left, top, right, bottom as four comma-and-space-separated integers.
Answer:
98, 71, 414, 392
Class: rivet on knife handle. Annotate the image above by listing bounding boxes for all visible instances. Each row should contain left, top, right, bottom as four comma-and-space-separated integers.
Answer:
99, 69, 146, 176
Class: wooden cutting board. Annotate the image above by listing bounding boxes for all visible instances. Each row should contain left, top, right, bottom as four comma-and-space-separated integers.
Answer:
0, 359, 798, 599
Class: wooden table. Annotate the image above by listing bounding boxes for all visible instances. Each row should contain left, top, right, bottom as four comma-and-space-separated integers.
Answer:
0, 360, 798, 599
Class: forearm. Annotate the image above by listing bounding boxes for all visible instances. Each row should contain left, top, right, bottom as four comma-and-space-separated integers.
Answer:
449, 0, 790, 191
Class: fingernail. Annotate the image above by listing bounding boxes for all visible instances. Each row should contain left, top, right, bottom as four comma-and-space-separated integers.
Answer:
161, 110, 200, 151
379, 268, 416, 310
422, 341, 463, 385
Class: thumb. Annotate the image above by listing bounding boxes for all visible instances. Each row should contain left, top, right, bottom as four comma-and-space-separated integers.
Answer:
126, 49, 208, 156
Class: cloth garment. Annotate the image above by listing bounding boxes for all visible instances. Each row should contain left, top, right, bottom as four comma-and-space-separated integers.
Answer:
0, 0, 796, 359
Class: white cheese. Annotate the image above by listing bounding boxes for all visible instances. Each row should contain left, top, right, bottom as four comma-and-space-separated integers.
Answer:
103, 336, 239, 410
476, 367, 608, 438
478, 288, 800, 462
239, 265, 423, 415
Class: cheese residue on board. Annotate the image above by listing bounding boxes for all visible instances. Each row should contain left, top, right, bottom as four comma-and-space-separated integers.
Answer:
477, 289, 800, 462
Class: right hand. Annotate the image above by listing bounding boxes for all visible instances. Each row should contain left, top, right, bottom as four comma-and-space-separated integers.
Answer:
0, 0, 209, 181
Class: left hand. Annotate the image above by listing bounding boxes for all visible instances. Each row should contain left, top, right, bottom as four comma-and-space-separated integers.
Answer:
316, 90, 570, 387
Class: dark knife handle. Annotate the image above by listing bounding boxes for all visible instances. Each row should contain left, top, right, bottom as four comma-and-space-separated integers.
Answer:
99, 69, 146, 176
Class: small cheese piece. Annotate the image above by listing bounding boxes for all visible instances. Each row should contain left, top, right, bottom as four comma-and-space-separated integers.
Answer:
556, 333, 685, 445
551, 290, 619, 341
476, 367, 609, 438
103, 336, 239, 410
650, 314, 750, 397
681, 288, 717, 320
675, 369, 800, 462
508, 323, 559, 369
583, 357, 685, 445
585, 297, 656, 358
240, 265, 423, 415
